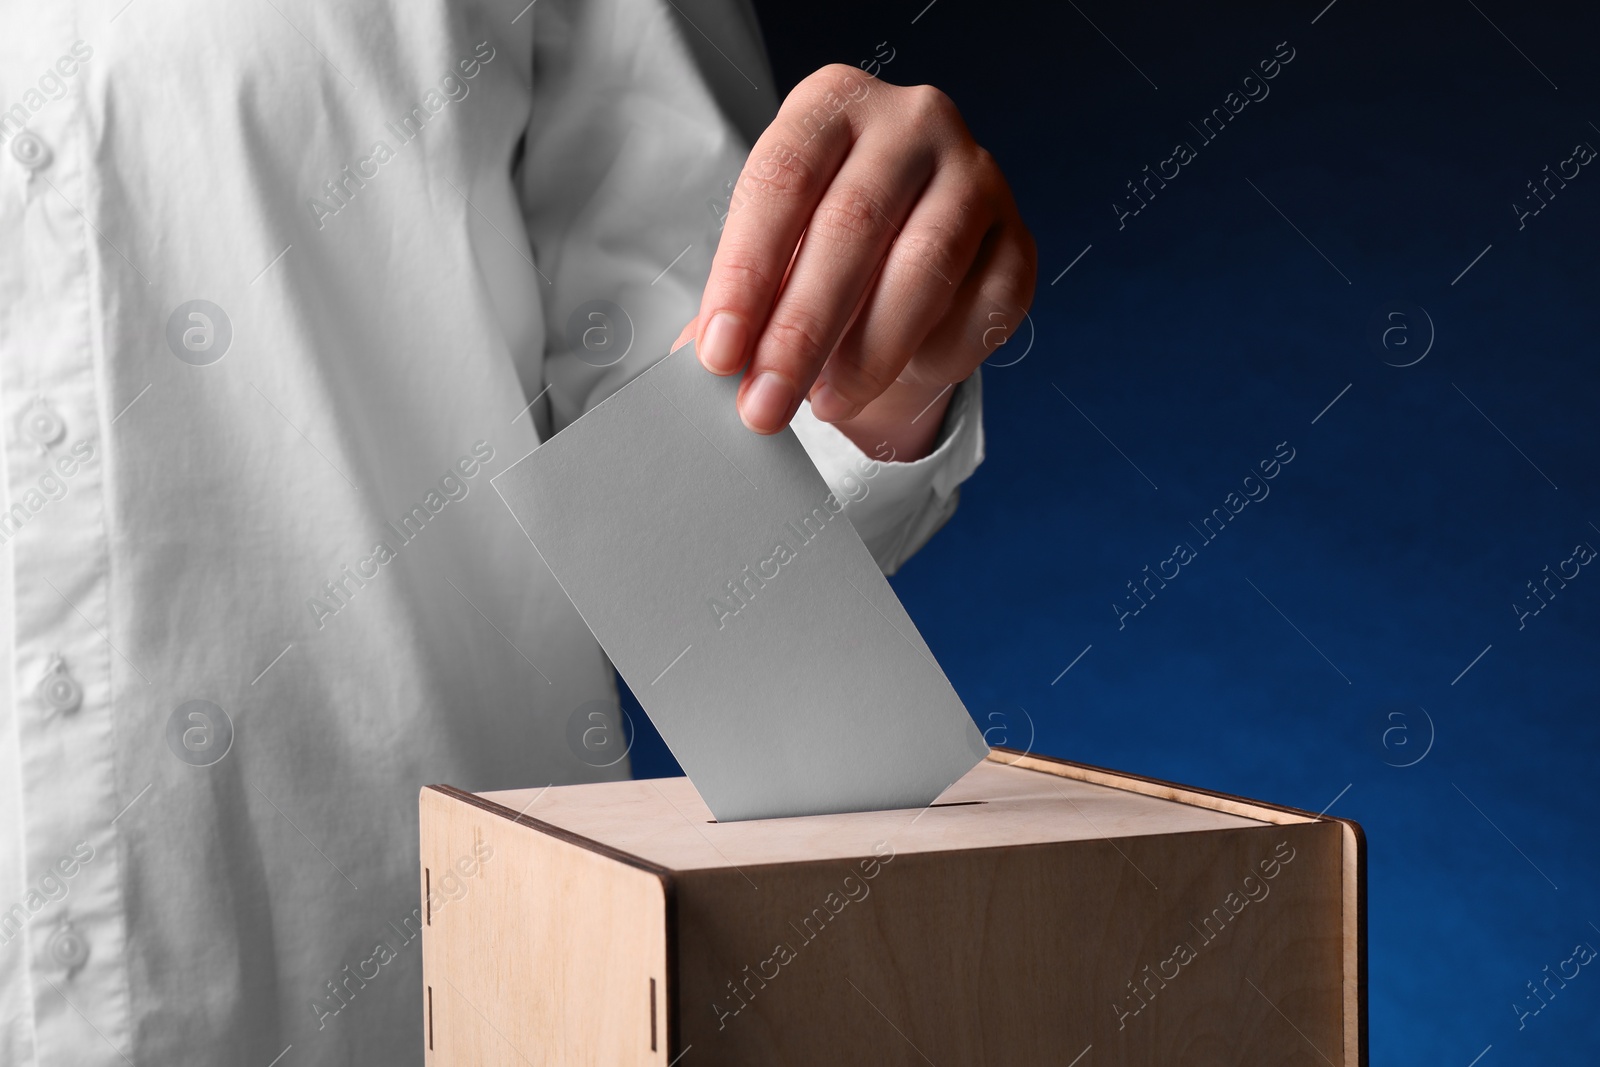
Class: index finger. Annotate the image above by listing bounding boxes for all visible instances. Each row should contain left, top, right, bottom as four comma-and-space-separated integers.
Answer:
694, 65, 874, 380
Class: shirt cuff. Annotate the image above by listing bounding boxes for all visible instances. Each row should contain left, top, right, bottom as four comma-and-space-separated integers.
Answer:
790, 370, 985, 575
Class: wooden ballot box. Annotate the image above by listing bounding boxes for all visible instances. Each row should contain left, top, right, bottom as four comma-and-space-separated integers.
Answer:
418, 749, 1365, 1065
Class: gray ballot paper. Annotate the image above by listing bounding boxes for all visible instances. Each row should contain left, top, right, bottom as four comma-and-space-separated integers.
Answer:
492, 344, 987, 821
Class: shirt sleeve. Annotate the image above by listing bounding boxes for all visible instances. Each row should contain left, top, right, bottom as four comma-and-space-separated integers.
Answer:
514, 0, 767, 433
789, 371, 985, 574
514, 0, 983, 574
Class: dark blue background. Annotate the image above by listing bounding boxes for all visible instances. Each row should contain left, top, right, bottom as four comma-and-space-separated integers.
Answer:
626, 1, 1600, 1060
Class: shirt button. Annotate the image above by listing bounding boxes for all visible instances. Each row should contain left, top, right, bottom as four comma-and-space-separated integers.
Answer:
47, 923, 89, 973
10, 131, 51, 171
39, 660, 84, 715
19, 399, 65, 448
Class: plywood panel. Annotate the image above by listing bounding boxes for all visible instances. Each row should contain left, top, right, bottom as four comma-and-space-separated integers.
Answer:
988, 748, 1320, 827
422, 751, 1363, 1065
420, 788, 671, 1066
478, 758, 1265, 872
673, 820, 1347, 1065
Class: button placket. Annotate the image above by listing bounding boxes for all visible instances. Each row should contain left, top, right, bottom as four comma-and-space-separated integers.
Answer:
37, 655, 83, 715
46, 918, 89, 976
17, 397, 66, 450
0, 17, 135, 1062
10, 130, 52, 171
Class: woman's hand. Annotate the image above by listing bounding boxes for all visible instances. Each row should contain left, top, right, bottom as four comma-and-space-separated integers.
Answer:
673, 64, 1036, 460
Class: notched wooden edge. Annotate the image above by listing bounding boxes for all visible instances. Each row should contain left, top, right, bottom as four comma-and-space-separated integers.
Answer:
1341, 816, 1370, 1066
420, 784, 684, 1062
423, 783, 676, 876
990, 746, 1346, 825
425, 752, 1370, 1066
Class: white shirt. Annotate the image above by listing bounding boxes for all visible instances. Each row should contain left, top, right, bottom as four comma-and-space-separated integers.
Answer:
0, 1, 983, 1063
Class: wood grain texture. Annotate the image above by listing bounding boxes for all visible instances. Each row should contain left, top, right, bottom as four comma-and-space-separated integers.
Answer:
420, 787, 671, 1066
986, 747, 1320, 826
674, 821, 1346, 1065
421, 750, 1365, 1066
477, 758, 1265, 872
1340, 817, 1367, 1064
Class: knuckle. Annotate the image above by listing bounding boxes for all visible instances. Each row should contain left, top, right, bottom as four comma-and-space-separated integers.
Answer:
889, 207, 969, 285
785, 64, 871, 144
1008, 227, 1040, 302
891, 226, 961, 286
804, 62, 870, 103
969, 144, 998, 174
953, 146, 1007, 211
713, 246, 780, 297
903, 83, 957, 135
970, 148, 1003, 200
739, 142, 816, 204
762, 309, 834, 365
810, 62, 858, 87
839, 358, 898, 403
810, 186, 888, 246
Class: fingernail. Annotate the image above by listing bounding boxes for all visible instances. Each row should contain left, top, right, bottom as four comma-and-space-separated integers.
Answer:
740, 372, 796, 433
808, 381, 859, 423
698, 312, 747, 375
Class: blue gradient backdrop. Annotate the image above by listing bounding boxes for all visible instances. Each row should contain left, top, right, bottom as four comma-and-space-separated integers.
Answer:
622, 2, 1600, 1061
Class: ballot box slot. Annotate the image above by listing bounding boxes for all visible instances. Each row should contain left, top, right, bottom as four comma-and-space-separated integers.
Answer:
705, 800, 988, 823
